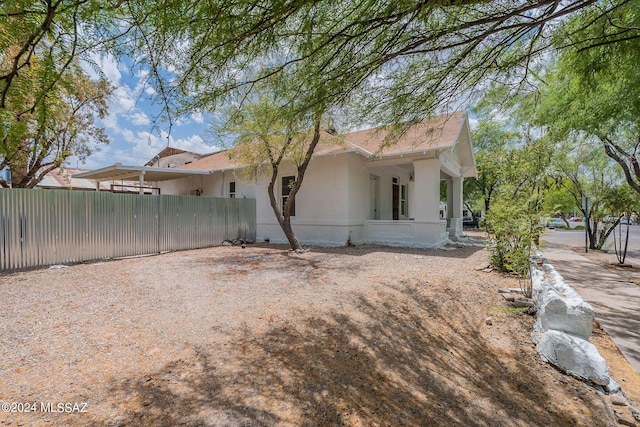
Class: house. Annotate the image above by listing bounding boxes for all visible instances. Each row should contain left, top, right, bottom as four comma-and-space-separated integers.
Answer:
37, 167, 158, 193
36, 167, 110, 191
75, 111, 476, 248
144, 147, 203, 168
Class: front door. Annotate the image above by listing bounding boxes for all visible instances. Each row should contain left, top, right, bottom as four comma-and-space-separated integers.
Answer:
392, 177, 399, 220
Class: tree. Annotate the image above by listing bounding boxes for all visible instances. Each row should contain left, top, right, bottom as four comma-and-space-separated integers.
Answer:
478, 127, 552, 277
465, 119, 522, 216
495, 0, 640, 198
120, 0, 637, 128
547, 141, 633, 249
0, 56, 111, 188
216, 92, 337, 251
0, 1, 121, 187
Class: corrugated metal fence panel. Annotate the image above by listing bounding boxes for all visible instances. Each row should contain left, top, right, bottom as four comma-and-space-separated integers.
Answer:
159, 195, 180, 252
237, 198, 256, 241
0, 190, 256, 271
158, 195, 235, 252
84, 191, 115, 262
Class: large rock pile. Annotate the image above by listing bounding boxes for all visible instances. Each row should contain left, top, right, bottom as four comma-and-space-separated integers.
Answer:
531, 257, 618, 391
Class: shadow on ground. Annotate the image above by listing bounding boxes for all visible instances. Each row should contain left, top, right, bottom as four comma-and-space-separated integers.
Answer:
88, 278, 612, 427
251, 242, 487, 260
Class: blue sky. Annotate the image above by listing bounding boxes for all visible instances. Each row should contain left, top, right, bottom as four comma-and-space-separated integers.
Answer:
68, 53, 220, 170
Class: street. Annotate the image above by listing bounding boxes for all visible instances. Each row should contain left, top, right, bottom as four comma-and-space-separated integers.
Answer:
545, 222, 640, 260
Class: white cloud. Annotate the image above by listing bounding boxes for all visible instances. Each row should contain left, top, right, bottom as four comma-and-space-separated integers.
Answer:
191, 111, 204, 124
80, 52, 122, 84
129, 112, 151, 126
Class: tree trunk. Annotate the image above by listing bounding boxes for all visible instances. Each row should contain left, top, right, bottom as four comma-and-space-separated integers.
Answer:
265, 117, 323, 251
266, 155, 303, 251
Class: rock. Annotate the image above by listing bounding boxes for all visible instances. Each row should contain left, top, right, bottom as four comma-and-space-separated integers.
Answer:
221, 240, 232, 246
500, 292, 515, 302
537, 330, 610, 386
630, 406, 640, 422
611, 394, 628, 406
475, 263, 490, 271
608, 378, 622, 394
485, 317, 493, 325
615, 413, 637, 427
531, 261, 595, 340
513, 297, 535, 308
536, 287, 595, 339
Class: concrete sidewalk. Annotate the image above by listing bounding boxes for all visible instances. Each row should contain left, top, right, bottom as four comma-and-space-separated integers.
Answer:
541, 239, 640, 374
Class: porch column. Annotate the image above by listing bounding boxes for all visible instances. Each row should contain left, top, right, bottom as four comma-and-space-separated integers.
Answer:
139, 171, 145, 195
448, 176, 463, 237
412, 159, 441, 221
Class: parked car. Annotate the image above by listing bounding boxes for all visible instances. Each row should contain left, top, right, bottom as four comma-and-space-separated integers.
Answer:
463, 215, 479, 228
546, 218, 566, 229
569, 216, 583, 222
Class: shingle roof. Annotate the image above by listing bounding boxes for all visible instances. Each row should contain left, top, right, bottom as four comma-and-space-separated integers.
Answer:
38, 167, 111, 190
181, 111, 470, 172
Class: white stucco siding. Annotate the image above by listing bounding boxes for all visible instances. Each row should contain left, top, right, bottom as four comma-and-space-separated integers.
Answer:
157, 175, 207, 195
345, 153, 370, 244
255, 155, 353, 245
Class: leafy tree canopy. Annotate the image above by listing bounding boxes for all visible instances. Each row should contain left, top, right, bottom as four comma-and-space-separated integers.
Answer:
0, 1, 121, 186
120, 0, 636, 126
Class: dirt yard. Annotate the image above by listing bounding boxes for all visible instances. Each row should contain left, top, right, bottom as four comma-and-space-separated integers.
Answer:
1, 240, 639, 426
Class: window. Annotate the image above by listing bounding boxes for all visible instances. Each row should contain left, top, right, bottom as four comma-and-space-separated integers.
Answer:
400, 184, 407, 217
229, 181, 236, 198
281, 176, 296, 216
392, 177, 399, 220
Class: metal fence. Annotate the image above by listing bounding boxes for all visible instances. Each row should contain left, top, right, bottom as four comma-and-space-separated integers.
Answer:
0, 189, 256, 271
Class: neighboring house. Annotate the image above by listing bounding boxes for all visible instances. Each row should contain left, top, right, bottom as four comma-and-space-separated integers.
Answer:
145, 147, 203, 168
75, 111, 476, 248
37, 167, 111, 191
38, 167, 156, 193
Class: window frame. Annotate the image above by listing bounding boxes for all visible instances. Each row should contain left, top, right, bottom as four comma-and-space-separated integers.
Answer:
229, 181, 236, 198
400, 183, 407, 217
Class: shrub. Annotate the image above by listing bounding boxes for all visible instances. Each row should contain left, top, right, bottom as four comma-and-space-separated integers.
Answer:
482, 200, 545, 297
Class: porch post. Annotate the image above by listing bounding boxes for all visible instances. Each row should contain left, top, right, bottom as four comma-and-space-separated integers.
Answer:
446, 178, 453, 220
448, 176, 463, 237
139, 172, 145, 195
412, 159, 441, 221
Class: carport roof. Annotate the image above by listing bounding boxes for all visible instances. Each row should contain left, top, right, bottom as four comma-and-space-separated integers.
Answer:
72, 164, 211, 182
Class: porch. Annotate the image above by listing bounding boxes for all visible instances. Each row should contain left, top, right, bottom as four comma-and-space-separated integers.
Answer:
365, 156, 468, 247
363, 219, 448, 248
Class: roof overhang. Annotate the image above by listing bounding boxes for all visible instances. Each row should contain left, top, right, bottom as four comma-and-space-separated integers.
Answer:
72, 164, 211, 182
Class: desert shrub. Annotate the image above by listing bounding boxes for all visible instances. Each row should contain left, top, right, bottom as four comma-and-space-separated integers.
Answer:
482, 200, 545, 297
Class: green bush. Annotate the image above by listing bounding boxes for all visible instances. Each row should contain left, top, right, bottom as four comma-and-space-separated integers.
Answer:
482, 200, 544, 278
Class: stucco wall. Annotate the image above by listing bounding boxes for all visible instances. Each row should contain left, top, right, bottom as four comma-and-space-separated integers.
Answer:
256, 155, 352, 245
157, 152, 447, 248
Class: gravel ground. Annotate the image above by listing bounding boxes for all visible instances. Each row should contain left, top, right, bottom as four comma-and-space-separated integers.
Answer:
0, 238, 634, 426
